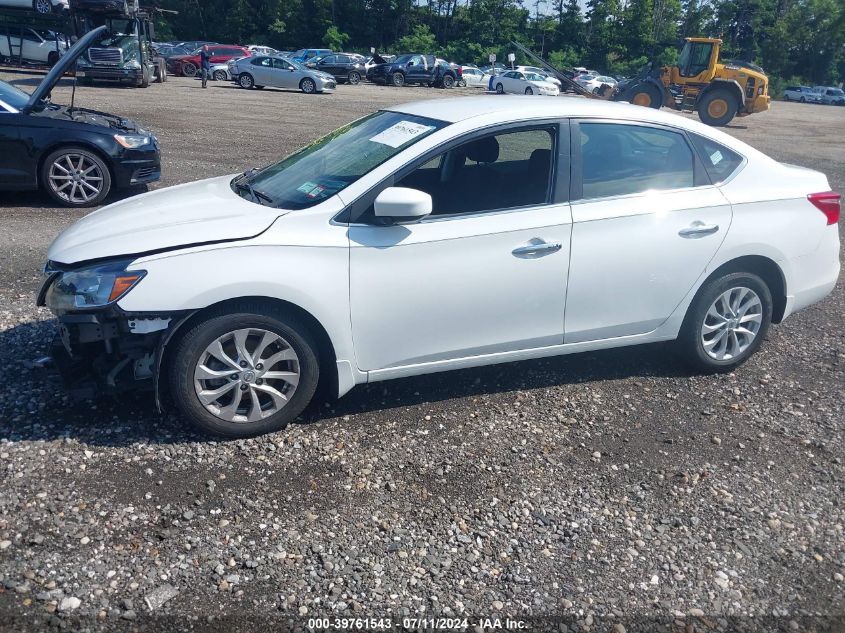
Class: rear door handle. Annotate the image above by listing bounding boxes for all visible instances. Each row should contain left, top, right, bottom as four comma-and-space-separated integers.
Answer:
512, 240, 562, 257
678, 222, 720, 238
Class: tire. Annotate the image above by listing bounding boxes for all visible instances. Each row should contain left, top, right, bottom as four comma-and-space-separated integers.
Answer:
213, 69, 227, 81
391, 71, 405, 87
238, 73, 254, 89
441, 74, 455, 89
495, 82, 504, 94
47, 51, 59, 66
624, 82, 663, 109
300, 77, 316, 94
40, 146, 111, 207
181, 61, 197, 77
677, 272, 772, 373
138, 65, 150, 88
525, 87, 533, 95
799, 96, 806, 103
167, 306, 320, 438
697, 88, 738, 126
783, 94, 790, 101
457, 78, 466, 87
347, 71, 360, 85
33, 0, 51, 14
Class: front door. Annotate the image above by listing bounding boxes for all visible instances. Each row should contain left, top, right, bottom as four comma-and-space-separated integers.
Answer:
349, 124, 571, 372
564, 120, 732, 343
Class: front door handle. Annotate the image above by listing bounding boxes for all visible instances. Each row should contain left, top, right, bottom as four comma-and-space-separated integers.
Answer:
678, 221, 720, 238
512, 240, 562, 257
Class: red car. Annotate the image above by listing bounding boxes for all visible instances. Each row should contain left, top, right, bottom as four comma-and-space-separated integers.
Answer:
169, 45, 251, 77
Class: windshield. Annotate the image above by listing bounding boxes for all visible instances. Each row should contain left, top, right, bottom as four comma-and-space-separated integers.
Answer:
525, 73, 545, 82
237, 111, 448, 209
0, 80, 30, 110
393, 54, 413, 64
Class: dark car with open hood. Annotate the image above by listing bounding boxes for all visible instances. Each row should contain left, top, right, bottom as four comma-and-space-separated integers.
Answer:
0, 25, 160, 207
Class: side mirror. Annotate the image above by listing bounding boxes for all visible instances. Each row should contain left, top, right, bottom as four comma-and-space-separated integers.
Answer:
374, 187, 432, 224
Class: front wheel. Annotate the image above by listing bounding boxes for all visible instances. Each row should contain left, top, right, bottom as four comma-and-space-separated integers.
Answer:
41, 147, 111, 207
525, 86, 533, 95
391, 71, 405, 87
181, 61, 197, 77
238, 73, 254, 89
33, 0, 51, 13
799, 96, 806, 103
213, 69, 227, 81
300, 77, 316, 93
441, 74, 455, 89
347, 71, 360, 85
495, 82, 504, 94
168, 307, 320, 438
697, 89, 738, 126
624, 82, 663, 109
678, 272, 772, 372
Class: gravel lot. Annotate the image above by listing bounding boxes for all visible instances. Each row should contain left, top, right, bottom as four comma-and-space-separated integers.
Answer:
0, 74, 843, 632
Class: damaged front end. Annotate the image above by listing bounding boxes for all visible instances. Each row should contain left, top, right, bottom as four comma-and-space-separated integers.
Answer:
37, 259, 188, 402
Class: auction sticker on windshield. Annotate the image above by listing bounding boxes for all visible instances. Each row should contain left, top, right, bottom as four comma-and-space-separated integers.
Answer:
369, 121, 435, 148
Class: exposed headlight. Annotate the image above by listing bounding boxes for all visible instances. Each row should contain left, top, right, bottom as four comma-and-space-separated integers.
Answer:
114, 133, 151, 149
124, 59, 142, 69
45, 260, 145, 311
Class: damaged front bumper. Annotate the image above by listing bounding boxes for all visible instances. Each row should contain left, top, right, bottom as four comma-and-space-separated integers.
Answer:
46, 308, 187, 402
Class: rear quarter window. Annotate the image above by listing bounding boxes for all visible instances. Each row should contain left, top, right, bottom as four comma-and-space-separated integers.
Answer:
689, 133, 744, 184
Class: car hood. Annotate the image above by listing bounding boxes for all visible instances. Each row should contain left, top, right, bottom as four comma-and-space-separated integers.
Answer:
31, 104, 142, 132
48, 176, 287, 265
24, 25, 107, 113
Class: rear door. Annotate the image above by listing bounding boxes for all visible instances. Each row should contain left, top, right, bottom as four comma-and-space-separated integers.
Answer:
564, 120, 732, 343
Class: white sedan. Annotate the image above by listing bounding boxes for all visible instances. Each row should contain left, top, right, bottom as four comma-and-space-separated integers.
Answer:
40, 97, 841, 437
493, 70, 559, 96
577, 74, 618, 94
459, 66, 489, 88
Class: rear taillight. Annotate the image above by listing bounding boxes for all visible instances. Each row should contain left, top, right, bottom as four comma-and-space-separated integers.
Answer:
808, 192, 841, 225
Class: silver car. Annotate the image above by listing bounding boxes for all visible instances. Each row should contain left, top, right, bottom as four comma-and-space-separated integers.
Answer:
813, 86, 845, 105
230, 55, 336, 94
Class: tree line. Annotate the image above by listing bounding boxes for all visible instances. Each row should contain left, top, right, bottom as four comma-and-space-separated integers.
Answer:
154, 0, 845, 91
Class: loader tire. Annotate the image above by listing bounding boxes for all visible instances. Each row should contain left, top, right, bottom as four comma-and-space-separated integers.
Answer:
624, 82, 663, 109
697, 89, 738, 127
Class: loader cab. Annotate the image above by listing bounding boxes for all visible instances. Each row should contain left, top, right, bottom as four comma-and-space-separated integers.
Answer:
674, 38, 719, 82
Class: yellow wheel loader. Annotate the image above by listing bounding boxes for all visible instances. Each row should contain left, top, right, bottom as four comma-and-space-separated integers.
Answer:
512, 38, 771, 127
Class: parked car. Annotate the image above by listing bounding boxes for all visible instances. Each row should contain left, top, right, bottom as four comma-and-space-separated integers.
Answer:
783, 85, 822, 103
479, 63, 506, 75
0, 26, 159, 207
514, 65, 562, 87
37, 95, 840, 438
492, 70, 559, 96
812, 86, 845, 105
207, 62, 232, 81
176, 41, 217, 51
230, 55, 335, 93
0, 0, 67, 13
0, 26, 68, 65
154, 43, 191, 61
169, 45, 250, 77
458, 65, 489, 87
247, 45, 277, 56
576, 74, 618, 94
290, 48, 332, 64
364, 53, 394, 72
367, 53, 458, 88
305, 53, 366, 84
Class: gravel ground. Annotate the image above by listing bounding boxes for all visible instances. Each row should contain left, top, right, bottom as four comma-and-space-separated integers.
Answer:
0, 74, 843, 632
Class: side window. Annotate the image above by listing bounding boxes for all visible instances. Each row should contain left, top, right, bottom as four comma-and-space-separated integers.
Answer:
395, 127, 556, 216
272, 58, 289, 69
688, 133, 744, 184
578, 123, 695, 199
22, 29, 41, 42
321, 55, 336, 64
251, 57, 272, 67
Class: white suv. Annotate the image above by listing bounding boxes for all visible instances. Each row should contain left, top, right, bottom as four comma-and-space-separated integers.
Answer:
40, 97, 841, 437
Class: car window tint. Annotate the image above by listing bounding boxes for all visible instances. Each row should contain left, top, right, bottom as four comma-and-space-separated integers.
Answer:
688, 133, 744, 184
579, 123, 695, 199
396, 127, 555, 216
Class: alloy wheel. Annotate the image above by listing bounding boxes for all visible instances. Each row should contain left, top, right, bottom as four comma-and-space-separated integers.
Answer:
301, 78, 316, 93
213, 70, 226, 81
34, 0, 51, 13
700, 287, 763, 361
48, 153, 105, 205
193, 328, 300, 423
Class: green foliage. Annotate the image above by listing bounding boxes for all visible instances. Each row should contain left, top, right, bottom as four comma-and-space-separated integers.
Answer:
154, 0, 845, 85
323, 25, 350, 50
396, 24, 436, 53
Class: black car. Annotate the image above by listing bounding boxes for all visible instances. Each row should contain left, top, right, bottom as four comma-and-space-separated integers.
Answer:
366, 53, 458, 88
306, 52, 366, 84
0, 26, 160, 207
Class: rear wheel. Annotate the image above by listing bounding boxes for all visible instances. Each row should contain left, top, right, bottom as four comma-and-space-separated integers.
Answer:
238, 73, 254, 89
625, 82, 663, 109
300, 77, 316, 93
678, 272, 772, 372
168, 307, 320, 438
441, 74, 455, 88
391, 71, 405, 87
697, 88, 738, 126
525, 86, 533, 95
41, 147, 111, 207
181, 61, 197, 77
347, 71, 360, 85
495, 82, 504, 94
212, 69, 226, 81
799, 96, 806, 103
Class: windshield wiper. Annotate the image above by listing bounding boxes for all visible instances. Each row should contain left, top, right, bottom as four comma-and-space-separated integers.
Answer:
234, 180, 274, 206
